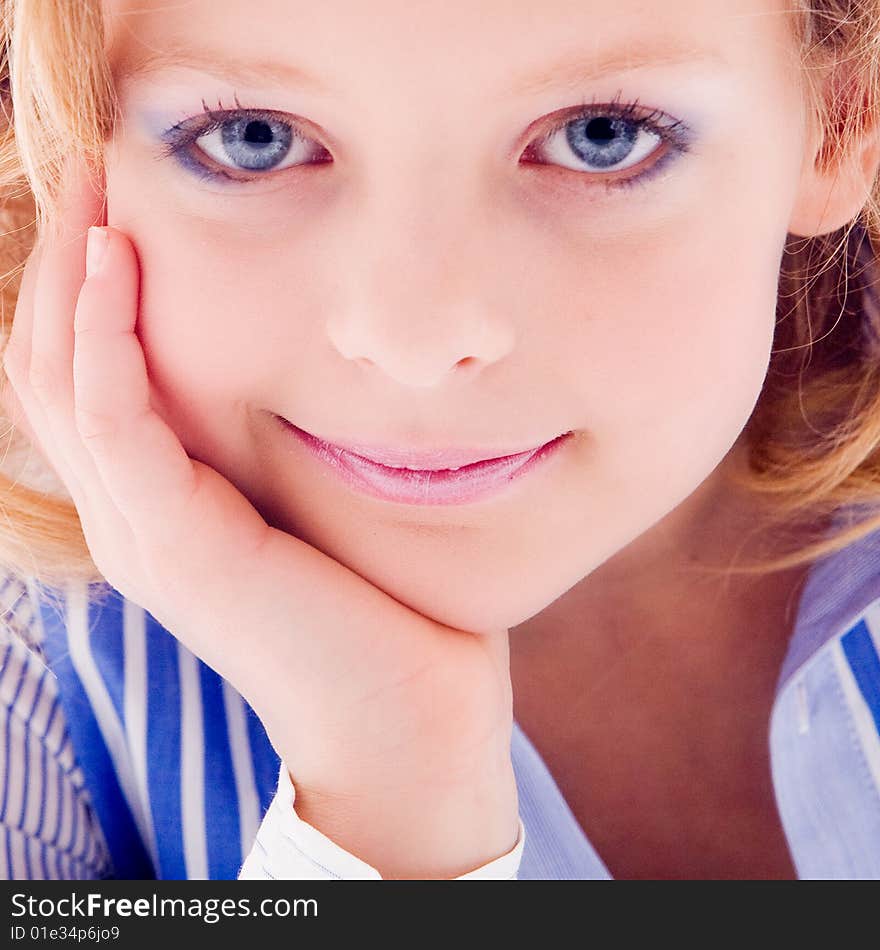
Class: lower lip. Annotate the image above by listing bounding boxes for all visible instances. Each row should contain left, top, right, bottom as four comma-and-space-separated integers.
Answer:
279, 420, 573, 506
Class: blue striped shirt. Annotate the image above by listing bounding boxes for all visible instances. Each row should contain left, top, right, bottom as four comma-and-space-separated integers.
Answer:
2, 514, 880, 878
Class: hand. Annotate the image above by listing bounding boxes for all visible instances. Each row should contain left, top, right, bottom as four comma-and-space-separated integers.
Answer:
0, 157, 519, 879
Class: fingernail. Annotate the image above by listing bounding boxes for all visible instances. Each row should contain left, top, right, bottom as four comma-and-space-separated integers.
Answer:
86, 226, 109, 278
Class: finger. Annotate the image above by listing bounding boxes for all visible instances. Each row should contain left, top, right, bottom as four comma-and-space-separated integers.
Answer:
1, 241, 82, 499
2, 240, 43, 382
0, 370, 51, 471
73, 225, 208, 536
2, 243, 45, 448
11, 158, 105, 517
1, 159, 129, 575
29, 156, 105, 457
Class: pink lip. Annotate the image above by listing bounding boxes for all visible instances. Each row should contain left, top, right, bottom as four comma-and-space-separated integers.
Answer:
278, 420, 573, 506
294, 429, 563, 470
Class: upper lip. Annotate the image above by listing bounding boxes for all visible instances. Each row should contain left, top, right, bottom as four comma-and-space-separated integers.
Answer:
286, 421, 569, 470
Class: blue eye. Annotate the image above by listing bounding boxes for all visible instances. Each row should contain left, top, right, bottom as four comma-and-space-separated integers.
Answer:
158, 98, 329, 183
522, 94, 694, 192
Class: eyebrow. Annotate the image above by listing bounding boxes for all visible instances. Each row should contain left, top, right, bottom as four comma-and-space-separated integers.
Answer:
111, 43, 335, 94
111, 36, 727, 97
511, 39, 729, 96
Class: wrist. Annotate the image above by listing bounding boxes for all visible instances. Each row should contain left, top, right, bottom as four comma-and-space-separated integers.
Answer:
291, 762, 520, 880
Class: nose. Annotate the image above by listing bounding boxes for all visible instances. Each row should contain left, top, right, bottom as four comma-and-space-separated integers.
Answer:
325, 185, 518, 389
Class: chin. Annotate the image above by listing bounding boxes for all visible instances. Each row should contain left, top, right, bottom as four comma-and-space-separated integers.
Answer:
376, 576, 554, 636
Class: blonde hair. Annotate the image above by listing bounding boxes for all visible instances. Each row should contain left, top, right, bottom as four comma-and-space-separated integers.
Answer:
0, 0, 878, 593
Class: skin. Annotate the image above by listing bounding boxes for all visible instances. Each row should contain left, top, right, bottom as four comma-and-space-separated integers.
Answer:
82, 0, 880, 876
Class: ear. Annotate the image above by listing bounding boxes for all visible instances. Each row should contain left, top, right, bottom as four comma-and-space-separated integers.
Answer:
788, 72, 880, 238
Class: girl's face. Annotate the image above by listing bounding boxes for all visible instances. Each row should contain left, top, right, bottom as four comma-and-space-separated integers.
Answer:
102, 0, 812, 633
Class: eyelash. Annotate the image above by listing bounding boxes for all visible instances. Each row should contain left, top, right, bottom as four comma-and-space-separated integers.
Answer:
531, 90, 693, 193
156, 89, 694, 193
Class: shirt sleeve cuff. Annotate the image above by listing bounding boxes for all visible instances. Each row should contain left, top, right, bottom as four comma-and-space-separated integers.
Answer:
239, 760, 526, 880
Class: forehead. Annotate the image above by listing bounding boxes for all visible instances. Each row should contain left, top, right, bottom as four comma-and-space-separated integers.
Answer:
103, 0, 800, 102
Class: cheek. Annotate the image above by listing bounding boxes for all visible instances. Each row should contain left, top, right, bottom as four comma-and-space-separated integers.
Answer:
138, 246, 253, 398
554, 188, 782, 438
101, 226, 272, 466
105, 159, 292, 422
606, 239, 777, 436
534, 196, 784, 570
